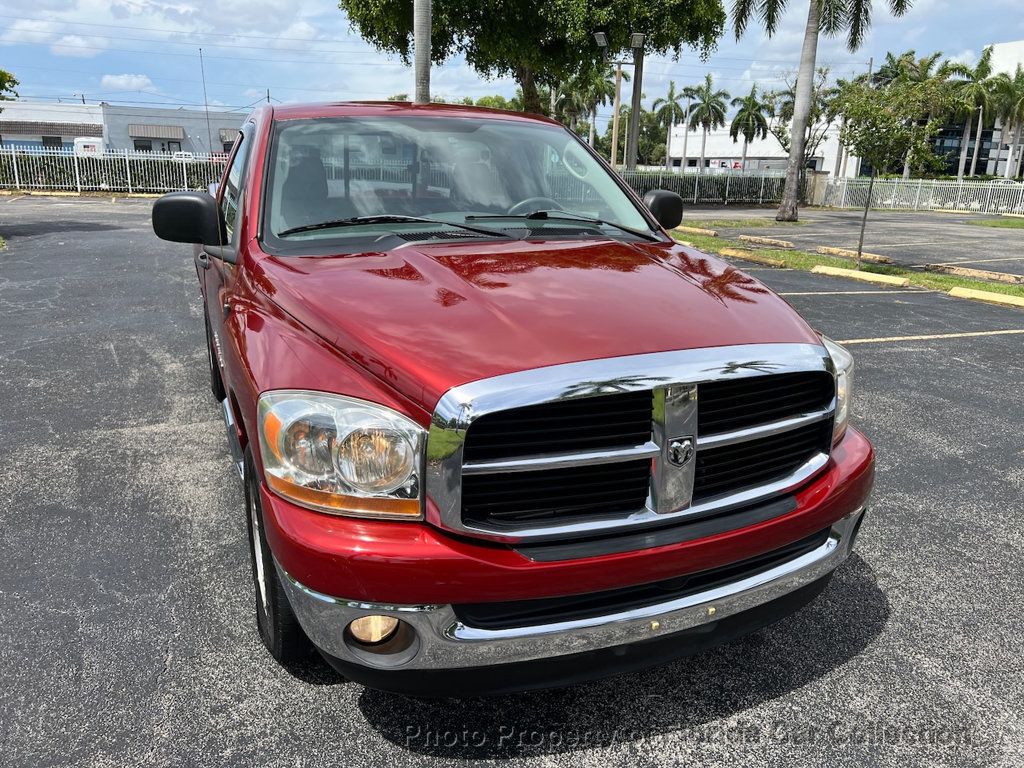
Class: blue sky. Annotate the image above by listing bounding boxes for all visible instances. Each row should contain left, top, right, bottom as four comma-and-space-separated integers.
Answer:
2, 0, 1022, 129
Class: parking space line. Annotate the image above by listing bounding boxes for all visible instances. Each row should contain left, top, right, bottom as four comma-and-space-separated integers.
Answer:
914, 256, 1024, 266
839, 329, 1024, 345
779, 290, 933, 296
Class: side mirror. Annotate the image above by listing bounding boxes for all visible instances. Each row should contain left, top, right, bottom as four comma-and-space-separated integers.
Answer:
152, 191, 223, 245
643, 189, 684, 230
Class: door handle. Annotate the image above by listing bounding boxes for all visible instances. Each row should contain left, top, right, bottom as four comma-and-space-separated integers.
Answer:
196, 251, 210, 270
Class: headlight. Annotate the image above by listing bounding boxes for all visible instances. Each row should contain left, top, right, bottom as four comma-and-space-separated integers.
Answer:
822, 337, 854, 444
257, 390, 425, 519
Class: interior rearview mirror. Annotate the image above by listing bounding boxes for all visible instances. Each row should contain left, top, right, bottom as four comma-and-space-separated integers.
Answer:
152, 191, 223, 246
643, 189, 684, 230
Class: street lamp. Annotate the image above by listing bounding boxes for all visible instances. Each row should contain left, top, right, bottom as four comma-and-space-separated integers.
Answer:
593, 31, 608, 49
625, 32, 646, 171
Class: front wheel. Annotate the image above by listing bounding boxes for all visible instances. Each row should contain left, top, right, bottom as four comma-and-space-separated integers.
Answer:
244, 448, 313, 665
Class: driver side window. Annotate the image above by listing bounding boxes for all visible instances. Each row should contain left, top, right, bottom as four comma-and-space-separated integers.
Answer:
221, 128, 252, 242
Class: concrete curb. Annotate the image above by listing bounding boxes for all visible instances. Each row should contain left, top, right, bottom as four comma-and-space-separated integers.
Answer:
811, 265, 910, 287
927, 264, 1024, 285
948, 287, 1024, 309
674, 225, 719, 237
815, 246, 893, 264
738, 234, 794, 248
719, 248, 786, 268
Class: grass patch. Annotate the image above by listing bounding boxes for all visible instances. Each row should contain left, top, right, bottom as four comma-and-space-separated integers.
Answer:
965, 217, 1024, 229
0, 236, 6, 250
673, 231, 1024, 299
679, 217, 804, 230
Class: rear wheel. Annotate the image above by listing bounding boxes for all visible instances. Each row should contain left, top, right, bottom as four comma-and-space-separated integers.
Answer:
205, 313, 226, 401
244, 448, 313, 665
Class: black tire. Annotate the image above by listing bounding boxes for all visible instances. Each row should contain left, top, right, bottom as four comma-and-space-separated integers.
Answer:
206, 313, 226, 402
244, 448, 314, 665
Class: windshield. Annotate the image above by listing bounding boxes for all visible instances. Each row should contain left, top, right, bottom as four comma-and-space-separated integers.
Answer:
262, 115, 656, 251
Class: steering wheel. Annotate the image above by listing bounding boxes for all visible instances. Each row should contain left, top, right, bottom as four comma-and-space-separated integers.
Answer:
507, 197, 564, 216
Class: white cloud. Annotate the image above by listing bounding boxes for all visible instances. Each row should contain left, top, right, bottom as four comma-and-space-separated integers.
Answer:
948, 48, 977, 66
49, 34, 105, 57
100, 73, 156, 92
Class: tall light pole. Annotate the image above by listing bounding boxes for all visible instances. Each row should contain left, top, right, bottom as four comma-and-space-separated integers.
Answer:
413, 0, 431, 104
624, 32, 646, 170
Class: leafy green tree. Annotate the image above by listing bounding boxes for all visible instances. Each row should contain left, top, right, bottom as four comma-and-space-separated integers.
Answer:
731, 0, 913, 221
838, 77, 948, 264
729, 84, 770, 171
877, 51, 964, 177
652, 81, 688, 169
338, 0, 725, 114
385, 92, 409, 101
0, 69, 18, 110
686, 74, 729, 174
474, 94, 517, 111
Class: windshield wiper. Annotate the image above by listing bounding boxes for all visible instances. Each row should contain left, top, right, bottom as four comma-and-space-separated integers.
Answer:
465, 210, 662, 243
278, 214, 509, 239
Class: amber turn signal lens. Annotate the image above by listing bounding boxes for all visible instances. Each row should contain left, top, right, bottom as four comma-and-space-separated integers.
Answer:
349, 615, 400, 644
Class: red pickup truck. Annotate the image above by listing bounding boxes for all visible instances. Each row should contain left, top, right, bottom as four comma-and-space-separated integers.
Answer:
152, 102, 872, 695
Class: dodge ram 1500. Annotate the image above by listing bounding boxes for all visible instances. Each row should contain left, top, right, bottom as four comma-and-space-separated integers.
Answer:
151, 102, 873, 695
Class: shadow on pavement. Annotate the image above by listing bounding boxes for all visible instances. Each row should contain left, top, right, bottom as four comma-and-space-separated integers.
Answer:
1, 220, 125, 239
356, 554, 889, 760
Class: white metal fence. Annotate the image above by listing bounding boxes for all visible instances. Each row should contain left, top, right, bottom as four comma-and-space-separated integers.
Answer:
0, 146, 798, 206
0, 146, 228, 194
823, 177, 1024, 214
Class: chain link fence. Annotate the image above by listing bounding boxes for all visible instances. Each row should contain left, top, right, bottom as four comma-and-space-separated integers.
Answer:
823, 177, 1024, 214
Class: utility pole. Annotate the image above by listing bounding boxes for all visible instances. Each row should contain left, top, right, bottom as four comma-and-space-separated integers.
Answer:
266, 88, 270, 104
413, 0, 431, 104
610, 63, 623, 167
625, 33, 646, 170
198, 48, 214, 154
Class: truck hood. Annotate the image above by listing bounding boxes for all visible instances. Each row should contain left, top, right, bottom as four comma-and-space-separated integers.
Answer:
254, 238, 821, 412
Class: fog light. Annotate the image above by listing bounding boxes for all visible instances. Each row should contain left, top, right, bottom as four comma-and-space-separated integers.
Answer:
349, 615, 399, 644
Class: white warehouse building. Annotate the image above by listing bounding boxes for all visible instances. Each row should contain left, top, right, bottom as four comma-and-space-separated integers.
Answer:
667, 122, 858, 177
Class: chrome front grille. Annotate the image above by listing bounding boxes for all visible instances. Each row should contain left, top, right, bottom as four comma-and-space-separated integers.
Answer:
426, 344, 836, 543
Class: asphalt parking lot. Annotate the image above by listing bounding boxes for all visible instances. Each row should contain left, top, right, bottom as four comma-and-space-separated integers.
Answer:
2, 195, 1023, 767
685, 205, 1024, 278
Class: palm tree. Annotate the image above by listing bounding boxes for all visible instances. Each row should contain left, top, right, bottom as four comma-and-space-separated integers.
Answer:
731, 0, 912, 221
652, 81, 688, 171
580, 66, 621, 148
557, 85, 589, 133
686, 74, 729, 175
729, 85, 770, 172
952, 47, 997, 179
994, 64, 1024, 180
872, 50, 916, 87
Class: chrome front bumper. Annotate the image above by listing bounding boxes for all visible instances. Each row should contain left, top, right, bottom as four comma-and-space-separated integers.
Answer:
276, 507, 864, 672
